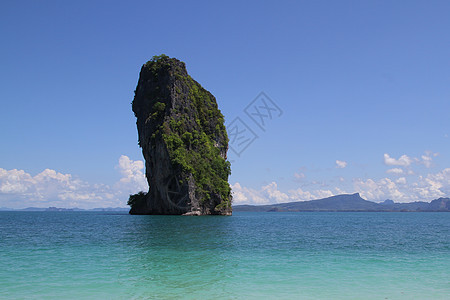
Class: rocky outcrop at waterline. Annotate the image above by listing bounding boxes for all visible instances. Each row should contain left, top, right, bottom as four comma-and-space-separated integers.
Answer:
128, 55, 232, 215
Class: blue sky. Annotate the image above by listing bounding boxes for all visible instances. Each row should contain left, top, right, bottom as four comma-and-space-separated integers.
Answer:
1, 0, 449, 208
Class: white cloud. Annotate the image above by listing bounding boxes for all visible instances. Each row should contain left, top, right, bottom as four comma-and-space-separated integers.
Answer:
288, 188, 333, 201
0, 168, 33, 194
294, 172, 305, 180
384, 154, 412, 167
386, 168, 404, 175
230, 183, 248, 204
419, 151, 439, 168
0, 156, 148, 209
421, 155, 432, 168
422, 155, 433, 168
354, 177, 405, 201
384, 151, 438, 169
231, 182, 269, 205
414, 168, 450, 199
232, 182, 290, 205
235, 158, 450, 205
336, 160, 347, 168
354, 167, 450, 202
231, 182, 334, 205
334, 187, 349, 195
233, 165, 450, 205
0, 167, 105, 208
396, 177, 407, 185
115, 155, 148, 192
262, 182, 289, 203
2, 153, 448, 209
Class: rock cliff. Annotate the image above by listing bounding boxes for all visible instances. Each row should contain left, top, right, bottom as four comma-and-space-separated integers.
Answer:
129, 55, 232, 215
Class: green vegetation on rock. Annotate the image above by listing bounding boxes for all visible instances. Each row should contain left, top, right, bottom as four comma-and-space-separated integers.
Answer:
159, 56, 231, 208
130, 55, 232, 214
127, 191, 147, 207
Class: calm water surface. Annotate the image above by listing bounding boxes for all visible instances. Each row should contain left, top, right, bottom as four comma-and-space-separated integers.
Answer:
0, 211, 449, 299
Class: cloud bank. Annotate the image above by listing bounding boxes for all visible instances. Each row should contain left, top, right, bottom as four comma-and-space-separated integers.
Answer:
232, 152, 448, 205
1, 152, 448, 208
0, 155, 147, 209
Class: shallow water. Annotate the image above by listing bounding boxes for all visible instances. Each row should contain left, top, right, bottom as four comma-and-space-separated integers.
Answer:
0, 211, 449, 299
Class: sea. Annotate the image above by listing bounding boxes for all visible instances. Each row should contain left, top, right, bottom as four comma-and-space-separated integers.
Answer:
0, 211, 448, 299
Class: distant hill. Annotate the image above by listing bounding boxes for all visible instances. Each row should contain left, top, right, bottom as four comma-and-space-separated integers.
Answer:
233, 193, 450, 212
0, 207, 129, 212
2, 196, 448, 212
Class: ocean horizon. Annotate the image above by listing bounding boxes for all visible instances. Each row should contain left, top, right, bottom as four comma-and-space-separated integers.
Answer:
1, 211, 448, 299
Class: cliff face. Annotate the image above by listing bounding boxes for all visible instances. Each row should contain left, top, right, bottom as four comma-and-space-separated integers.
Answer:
129, 55, 231, 215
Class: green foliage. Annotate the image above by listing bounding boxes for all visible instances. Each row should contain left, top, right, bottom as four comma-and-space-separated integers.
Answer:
153, 102, 165, 113
163, 124, 231, 204
160, 74, 231, 204
181, 132, 193, 148
151, 54, 169, 62
140, 55, 232, 209
145, 54, 186, 80
150, 102, 166, 120
127, 191, 147, 209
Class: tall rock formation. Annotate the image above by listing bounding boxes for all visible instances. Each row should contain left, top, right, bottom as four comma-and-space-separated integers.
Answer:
129, 55, 232, 215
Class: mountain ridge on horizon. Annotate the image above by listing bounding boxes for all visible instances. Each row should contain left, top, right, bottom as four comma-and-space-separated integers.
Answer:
0, 207, 129, 212
2, 193, 448, 212
233, 193, 450, 212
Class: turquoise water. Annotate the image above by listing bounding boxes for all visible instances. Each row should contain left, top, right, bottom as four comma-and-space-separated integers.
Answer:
0, 212, 449, 299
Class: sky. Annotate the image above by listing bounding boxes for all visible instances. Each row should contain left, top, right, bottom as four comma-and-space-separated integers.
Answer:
1, 0, 449, 208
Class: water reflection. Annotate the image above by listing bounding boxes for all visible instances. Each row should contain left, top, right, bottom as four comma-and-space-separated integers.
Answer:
120, 215, 240, 298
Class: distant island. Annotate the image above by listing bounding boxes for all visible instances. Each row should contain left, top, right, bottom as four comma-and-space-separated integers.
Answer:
3, 193, 448, 212
233, 193, 450, 212
0, 207, 129, 212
